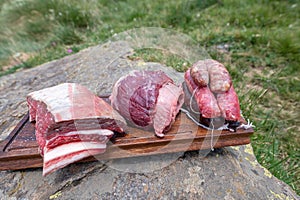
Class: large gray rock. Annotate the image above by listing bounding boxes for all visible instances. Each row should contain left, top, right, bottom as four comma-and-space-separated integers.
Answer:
0, 41, 298, 200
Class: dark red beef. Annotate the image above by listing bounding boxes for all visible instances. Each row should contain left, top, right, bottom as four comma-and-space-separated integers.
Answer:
110, 70, 183, 137
129, 83, 160, 127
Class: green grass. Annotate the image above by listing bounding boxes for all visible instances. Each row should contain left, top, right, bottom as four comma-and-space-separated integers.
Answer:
128, 49, 191, 72
0, 0, 299, 194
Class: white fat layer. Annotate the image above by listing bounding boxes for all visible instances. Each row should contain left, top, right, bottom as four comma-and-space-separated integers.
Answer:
29, 83, 73, 121
60, 129, 113, 137
43, 149, 104, 176
44, 142, 106, 163
28, 83, 103, 122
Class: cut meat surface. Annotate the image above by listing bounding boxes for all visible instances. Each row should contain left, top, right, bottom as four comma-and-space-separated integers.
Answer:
27, 83, 125, 176
110, 70, 183, 137
110, 70, 172, 129
43, 142, 106, 176
153, 83, 184, 137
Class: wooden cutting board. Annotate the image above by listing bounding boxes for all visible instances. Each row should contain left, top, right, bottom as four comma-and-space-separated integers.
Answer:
0, 109, 253, 171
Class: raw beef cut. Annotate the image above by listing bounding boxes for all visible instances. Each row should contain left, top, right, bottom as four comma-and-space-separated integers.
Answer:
183, 59, 241, 129
27, 83, 126, 176
110, 70, 184, 137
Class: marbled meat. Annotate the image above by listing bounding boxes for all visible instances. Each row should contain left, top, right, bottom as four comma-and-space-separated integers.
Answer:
110, 70, 184, 137
27, 83, 126, 176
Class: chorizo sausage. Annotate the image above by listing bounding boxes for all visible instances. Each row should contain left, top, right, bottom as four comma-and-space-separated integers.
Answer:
190, 60, 209, 87
184, 69, 222, 119
206, 59, 232, 93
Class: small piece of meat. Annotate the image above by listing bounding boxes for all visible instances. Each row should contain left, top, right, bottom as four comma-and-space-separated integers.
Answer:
27, 83, 126, 176
184, 69, 222, 118
43, 141, 107, 176
190, 60, 210, 87
205, 59, 232, 93
217, 85, 241, 122
110, 70, 183, 137
153, 82, 184, 137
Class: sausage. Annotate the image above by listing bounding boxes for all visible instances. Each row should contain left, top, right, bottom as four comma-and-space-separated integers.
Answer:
182, 81, 225, 128
206, 59, 232, 93
217, 85, 241, 122
190, 60, 209, 87
184, 69, 222, 119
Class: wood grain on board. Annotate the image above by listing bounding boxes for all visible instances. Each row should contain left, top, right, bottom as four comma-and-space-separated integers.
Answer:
0, 111, 253, 171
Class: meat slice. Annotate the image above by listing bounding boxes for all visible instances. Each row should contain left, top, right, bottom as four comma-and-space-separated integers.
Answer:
184, 69, 222, 119
43, 130, 112, 176
110, 70, 183, 137
27, 83, 125, 176
43, 141, 107, 176
153, 83, 184, 137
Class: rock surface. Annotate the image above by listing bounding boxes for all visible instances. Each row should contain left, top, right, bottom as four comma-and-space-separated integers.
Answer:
0, 41, 299, 200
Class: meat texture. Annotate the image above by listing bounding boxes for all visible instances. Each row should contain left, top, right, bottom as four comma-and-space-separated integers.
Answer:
217, 85, 241, 122
183, 59, 241, 129
190, 60, 209, 87
184, 69, 221, 119
27, 83, 126, 176
110, 70, 184, 137
207, 59, 232, 93
190, 59, 232, 93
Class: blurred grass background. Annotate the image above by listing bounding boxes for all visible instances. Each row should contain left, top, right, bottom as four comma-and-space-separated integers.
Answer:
0, 0, 299, 194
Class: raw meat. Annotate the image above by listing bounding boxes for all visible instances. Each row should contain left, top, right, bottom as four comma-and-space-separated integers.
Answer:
189, 59, 232, 93
217, 85, 241, 122
184, 69, 222, 119
153, 82, 184, 137
183, 59, 241, 129
110, 70, 184, 137
190, 60, 209, 87
182, 81, 225, 128
206, 59, 232, 93
27, 83, 126, 176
